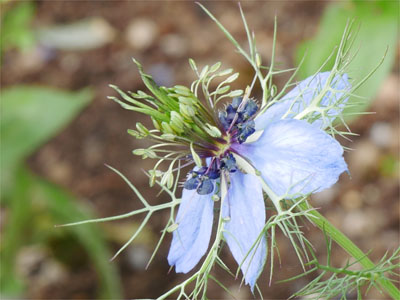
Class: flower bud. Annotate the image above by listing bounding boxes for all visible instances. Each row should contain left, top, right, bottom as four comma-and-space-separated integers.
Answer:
270, 85, 277, 97
209, 62, 221, 73
133, 149, 157, 159
151, 117, 161, 130
127, 129, 145, 139
199, 65, 209, 78
228, 90, 243, 98
180, 103, 195, 118
204, 124, 222, 138
173, 85, 193, 97
166, 223, 179, 233
215, 85, 230, 95
217, 68, 233, 76
161, 133, 176, 141
188, 58, 197, 71
190, 142, 202, 168
224, 73, 239, 83
178, 96, 196, 106
161, 170, 174, 189
136, 122, 149, 135
170, 111, 185, 133
161, 122, 174, 134
256, 52, 262, 67
148, 169, 163, 187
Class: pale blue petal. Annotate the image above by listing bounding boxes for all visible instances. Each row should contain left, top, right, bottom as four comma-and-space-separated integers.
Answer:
167, 188, 214, 273
235, 119, 347, 197
255, 72, 350, 130
222, 172, 267, 290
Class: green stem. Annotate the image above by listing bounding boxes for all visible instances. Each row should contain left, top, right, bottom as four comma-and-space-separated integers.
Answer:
298, 201, 400, 300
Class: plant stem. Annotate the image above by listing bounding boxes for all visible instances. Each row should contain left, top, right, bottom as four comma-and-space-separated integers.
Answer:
298, 201, 400, 300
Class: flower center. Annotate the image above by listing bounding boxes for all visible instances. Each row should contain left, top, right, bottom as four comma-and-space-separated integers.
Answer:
212, 134, 231, 158
218, 96, 257, 144
184, 97, 258, 195
183, 153, 238, 195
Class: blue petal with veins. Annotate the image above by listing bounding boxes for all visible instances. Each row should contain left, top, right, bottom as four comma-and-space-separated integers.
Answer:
168, 187, 214, 273
234, 119, 348, 198
222, 171, 267, 291
255, 72, 351, 130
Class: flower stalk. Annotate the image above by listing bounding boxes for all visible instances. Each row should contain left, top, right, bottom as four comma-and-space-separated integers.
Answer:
297, 201, 400, 299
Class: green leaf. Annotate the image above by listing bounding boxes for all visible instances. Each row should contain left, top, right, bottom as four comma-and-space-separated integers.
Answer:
0, 166, 32, 295
0, 86, 92, 191
0, 166, 122, 298
295, 1, 398, 120
35, 172, 122, 299
1, 1, 36, 56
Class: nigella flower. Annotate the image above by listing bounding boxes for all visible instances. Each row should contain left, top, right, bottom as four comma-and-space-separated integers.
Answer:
111, 61, 351, 290
167, 71, 350, 289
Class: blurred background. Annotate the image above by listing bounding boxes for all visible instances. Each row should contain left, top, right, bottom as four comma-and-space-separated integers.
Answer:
1, 1, 399, 299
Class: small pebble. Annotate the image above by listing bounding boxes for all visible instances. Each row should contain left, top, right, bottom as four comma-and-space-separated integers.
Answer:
379, 230, 400, 252
125, 18, 158, 50
16, 246, 67, 284
223, 284, 250, 299
348, 140, 380, 178
160, 34, 188, 58
13, 47, 46, 73
127, 246, 151, 270
369, 122, 393, 148
83, 135, 104, 168
340, 189, 362, 211
342, 210, 370, 237
342, 209, 384, 237
373, 74, 399, 111
37, 18, 116, 50
60, 53, 81, 73
361, 184, 381, 205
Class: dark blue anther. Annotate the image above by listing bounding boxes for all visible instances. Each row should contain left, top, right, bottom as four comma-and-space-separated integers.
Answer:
196, 166, 208, 175
218, 111, 230, 130
197, 179, 214, 195
184, 177, 200, 190
218, 98, 258, 138
207, 169, 220, 179
220, 153, 237, 172
226, 104, 236, 115
235, 112, 244, 124
243, 100, 258, 119
184, 163, 221, 195
231, 97, 242, 109
226, 105, 237, 123
237, 120, 256, 143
